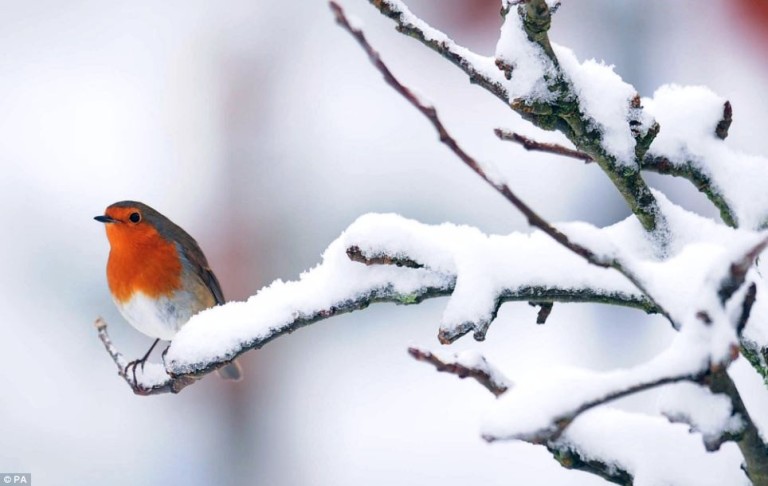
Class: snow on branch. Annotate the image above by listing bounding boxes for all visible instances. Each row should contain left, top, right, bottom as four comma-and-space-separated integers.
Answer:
408, 344, 751, 485
492, 126, 739, 229
95, 318, 195, 395
658, 382, 744, 452
366, 0, 509, 104
643, 85, 768, 230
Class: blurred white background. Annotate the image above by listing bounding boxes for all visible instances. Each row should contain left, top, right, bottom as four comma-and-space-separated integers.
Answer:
1, 0, 767, 484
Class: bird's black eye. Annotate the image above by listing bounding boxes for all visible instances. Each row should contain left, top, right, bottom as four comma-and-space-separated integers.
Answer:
129, 212, 141, 223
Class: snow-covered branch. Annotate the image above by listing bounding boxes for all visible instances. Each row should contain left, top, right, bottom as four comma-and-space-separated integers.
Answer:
365, 0, 509, 104
493, 125, 739, 229
643, 85, 768, 231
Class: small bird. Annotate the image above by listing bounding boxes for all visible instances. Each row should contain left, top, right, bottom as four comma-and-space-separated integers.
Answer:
95, 201, 242, 383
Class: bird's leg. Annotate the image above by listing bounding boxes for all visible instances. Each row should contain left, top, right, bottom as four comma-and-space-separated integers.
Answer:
125, 338, 160, 385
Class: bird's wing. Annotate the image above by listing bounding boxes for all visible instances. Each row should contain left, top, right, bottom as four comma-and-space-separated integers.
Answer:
175, 238, 226, 306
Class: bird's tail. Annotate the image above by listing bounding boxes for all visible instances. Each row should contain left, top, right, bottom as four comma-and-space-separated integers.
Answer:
217, 360, 243, 381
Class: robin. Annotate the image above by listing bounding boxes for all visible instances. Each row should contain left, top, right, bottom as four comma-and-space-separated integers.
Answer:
95, 200, 242, 384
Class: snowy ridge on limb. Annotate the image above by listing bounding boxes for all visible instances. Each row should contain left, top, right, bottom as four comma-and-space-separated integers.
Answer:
657, 382, 744, 452
643, 84, 768, 230
166, 212, 662, 376
556, 408, 749, 486
368, 0, 511, 104
341, 213, 648, 343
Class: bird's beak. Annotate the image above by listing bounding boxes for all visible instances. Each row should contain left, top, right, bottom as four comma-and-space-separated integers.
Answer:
94, 215, 118, 223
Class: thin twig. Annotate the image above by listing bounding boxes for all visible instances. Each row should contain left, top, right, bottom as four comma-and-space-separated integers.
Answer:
529, 301, 554, 324
495, 128, 593, 162
494, 130, 737, 228
408, 347, 511, 397
736, 283, 757, 335
367, 0, 509, 104
94, 318, 195, 395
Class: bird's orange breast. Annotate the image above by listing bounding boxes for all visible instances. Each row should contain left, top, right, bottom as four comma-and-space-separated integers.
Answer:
105, 222, 182, 303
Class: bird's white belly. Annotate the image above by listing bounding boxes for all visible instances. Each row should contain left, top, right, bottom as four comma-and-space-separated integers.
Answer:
114, 291, 195, 340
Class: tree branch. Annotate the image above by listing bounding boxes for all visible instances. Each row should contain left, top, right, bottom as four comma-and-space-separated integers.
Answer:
94, 318, 195, 395
548, 444, 632, 486
492, 128, 738, 228
368, 0, 509, 104
641, 155, 737, 227
408, 346, 511, 397
494, 128, 593, 162
519, 0, 557, 64
483, 372, 704, 445
707, 369, 768, 484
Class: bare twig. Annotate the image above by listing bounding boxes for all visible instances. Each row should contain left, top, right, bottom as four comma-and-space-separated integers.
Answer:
94, 318, 194, 395
494, 128, 593, 162
529, 301, 554, 324
493, 131, 736, 229
644, 154, 737, 227
736, 283, 757, 335
718, 235, 768, 304
408, 347, 511, 397
366, 0, 509, 104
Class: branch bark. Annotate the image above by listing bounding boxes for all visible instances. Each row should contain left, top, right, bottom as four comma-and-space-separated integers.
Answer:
493, 128, 738, 228
369, 0, 509, 104
408, 347, 511, 397
494, 128, 593, 162
707, 369, 768, 484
